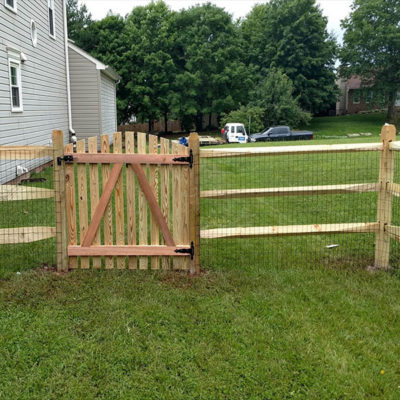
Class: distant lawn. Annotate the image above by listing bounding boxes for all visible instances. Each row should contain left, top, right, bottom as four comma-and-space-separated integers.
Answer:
303, 113, 387, 138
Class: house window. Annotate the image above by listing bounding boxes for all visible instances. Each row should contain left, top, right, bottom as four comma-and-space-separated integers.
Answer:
4, 0, 17, 13
9, 60, 23, 112
353, 90, 361, 104
48, 0, 55, 38
365, 91, 373, 104
396, 91, 400, 107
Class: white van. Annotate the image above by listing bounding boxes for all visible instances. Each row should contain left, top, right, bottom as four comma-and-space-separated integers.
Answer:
222, 123, 248, 144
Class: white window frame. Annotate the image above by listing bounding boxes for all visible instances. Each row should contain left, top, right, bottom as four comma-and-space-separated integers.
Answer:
48, 0, 56, 39
4, 0, 17, 13
9, 59, 23, 113
31, 20, 38, 47
365, 90, 373, 104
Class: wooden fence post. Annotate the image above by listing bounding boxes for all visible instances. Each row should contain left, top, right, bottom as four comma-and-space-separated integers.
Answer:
52, 130, 68, 272
189, 132, 200, 274
375, 124, 396, 269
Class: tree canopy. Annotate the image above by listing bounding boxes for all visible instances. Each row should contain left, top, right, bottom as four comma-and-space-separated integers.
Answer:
66, 0, 337, 130
241, 0, 338, 115
66, 0, 93, 46
340, 0, 400, 124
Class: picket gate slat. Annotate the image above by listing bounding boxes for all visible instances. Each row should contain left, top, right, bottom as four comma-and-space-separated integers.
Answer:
76, 139, 89, 269
114, 132, 126, 269
137, 132, 148, 270
149, 134, 160, 270
64, 143, 78, 269
101, 134, 114, 269
88, 137, 101, 269
125, 132, 137, 269
160, 138, 171, 270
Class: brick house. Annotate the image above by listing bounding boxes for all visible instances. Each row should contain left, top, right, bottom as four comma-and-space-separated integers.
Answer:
336, 76, 400, 115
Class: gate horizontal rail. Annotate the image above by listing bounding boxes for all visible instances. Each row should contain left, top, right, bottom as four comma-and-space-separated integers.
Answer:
63, 152, 192, 165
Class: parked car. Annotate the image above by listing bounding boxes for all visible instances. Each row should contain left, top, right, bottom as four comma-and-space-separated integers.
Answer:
222, 123, 249, 144
249, 126, 313, 142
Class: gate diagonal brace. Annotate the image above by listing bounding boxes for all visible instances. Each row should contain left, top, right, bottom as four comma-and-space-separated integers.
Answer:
175, 242, 194, 259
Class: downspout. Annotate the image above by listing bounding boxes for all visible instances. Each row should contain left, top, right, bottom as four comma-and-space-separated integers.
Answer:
63, 0, 75, 140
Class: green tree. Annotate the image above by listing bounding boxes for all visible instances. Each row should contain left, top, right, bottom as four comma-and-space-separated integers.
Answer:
66, 0, 93, 46
221, 106, 265, 133
241, 0, 338, 114
172, 3, 251, 131
222, 70, 310, 130
251, 69, 310, 127
340, 0, 400, 124
124, 1, 177, 131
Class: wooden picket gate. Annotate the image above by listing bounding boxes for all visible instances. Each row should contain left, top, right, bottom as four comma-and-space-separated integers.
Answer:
55, 131, 200, 273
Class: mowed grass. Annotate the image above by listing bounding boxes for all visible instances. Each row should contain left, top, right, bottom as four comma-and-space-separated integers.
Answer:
1, 126, 400, 398
1, 267, 400, 399
302, 112, 387, 138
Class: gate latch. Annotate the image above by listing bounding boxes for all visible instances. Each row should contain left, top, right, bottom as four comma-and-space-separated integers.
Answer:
173, 150, 193, 168
175, 242, 194, 260
57, 155, 74, 165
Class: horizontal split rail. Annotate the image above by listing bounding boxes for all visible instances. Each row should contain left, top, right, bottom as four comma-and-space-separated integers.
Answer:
201, 183, 379, 199
201, 223, 379, 240
200, 142, 383, 158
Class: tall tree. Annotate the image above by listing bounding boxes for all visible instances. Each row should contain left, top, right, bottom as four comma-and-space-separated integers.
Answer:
340, 0, 400, 124
172, 3, 251, 131
77, 15, 130, 123
124, 1, 177, 131
66, 0, 93, 46
241, 0, 338, 114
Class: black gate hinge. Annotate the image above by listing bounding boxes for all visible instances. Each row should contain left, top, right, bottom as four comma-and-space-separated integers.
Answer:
175, 242, 194, 259
57, 155, 74, 165
173, 149, 193, 168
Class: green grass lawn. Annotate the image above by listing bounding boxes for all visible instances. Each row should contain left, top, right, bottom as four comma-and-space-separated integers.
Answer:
302, 112, 387, 138
1, 123, 400, 398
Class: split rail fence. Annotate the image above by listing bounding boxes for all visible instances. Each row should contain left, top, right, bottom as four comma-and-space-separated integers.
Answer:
0, 124, 399, 272
200, 124, 399, 269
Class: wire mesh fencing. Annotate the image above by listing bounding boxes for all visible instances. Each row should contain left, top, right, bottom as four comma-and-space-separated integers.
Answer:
199, 138, 400, 273
0, 147, 56, 278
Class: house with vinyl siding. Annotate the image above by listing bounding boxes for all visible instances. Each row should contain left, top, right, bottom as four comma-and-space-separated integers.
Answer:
68, 41, 120, 146
0, 0, 70, 183
0, 0, 119, 183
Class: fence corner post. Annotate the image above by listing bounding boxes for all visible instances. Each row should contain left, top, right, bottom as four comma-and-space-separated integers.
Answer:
189, 132, 200, 274
52, 130, 68, 272
374, 124, 396, 269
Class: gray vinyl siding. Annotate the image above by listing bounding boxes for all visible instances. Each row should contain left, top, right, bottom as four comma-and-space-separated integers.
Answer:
100, 73, 117, 135
68, 46, 101, 143
0, 0, 69, 183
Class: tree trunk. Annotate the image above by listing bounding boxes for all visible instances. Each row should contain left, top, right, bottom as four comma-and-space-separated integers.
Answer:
164, 112, 168, 135
195, 112, 203, 132
208, 113, 212, 130
386, 90, 398, 126
148, 119, 154, 133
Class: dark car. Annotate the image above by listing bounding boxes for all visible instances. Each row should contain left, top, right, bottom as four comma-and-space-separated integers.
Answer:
250, 126, 313, 142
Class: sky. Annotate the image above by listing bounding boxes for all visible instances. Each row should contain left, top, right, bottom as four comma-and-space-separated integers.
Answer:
78, 0, 353, 42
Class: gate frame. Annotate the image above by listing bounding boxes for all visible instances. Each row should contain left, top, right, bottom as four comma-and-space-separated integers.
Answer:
54, 131, 200, 274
